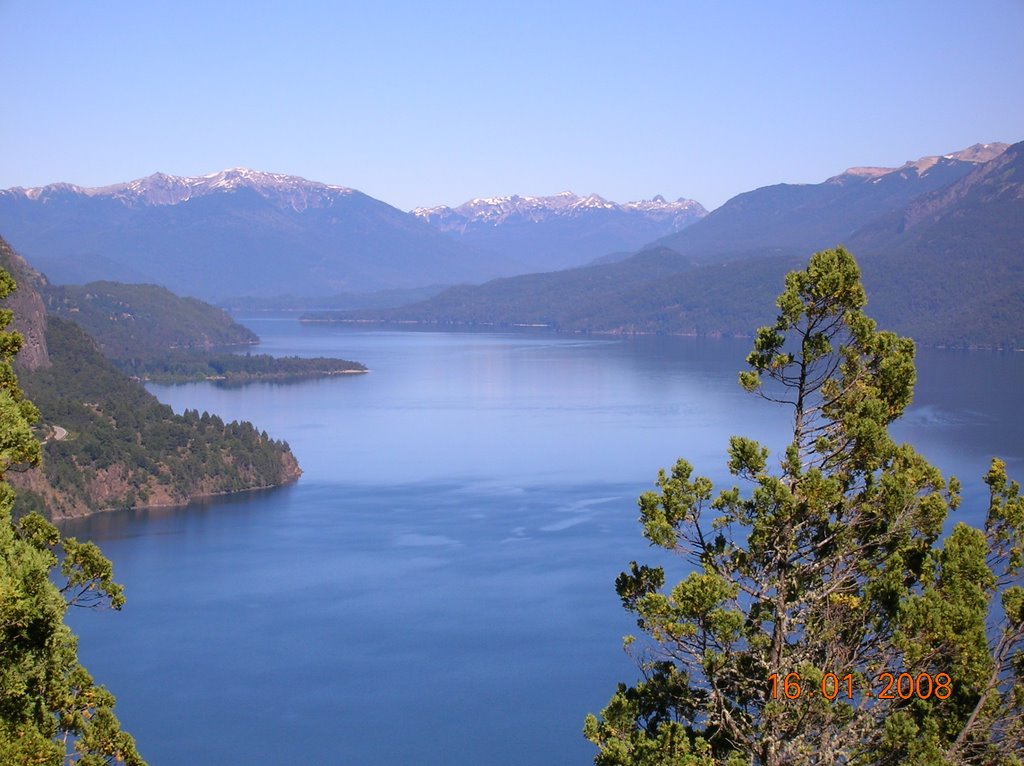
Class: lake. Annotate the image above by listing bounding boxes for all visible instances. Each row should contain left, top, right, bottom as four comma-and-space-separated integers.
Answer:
62, 320, 1024, 765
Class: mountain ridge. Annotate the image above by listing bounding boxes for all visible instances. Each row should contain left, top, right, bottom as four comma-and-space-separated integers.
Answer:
651, 142, 1011, 262
5, 168, 358, 212
411, 191, 706, 273
335, 140, 1024, 349
830, 142, 1007, 182
413, 191, 705, 229
0, 171, 508, 300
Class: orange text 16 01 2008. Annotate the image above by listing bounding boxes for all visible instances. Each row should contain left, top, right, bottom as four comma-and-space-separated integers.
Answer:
768, 672, 952, 701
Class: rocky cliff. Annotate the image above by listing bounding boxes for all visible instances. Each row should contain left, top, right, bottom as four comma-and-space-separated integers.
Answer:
0, 237, 50, 370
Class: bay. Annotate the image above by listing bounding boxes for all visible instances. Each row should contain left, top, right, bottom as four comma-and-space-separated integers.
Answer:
62, 321, 1024, 765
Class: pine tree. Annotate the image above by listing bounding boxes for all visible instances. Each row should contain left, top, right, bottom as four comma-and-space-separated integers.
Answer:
0, 267, 146, 765
585, 247, 1024, 765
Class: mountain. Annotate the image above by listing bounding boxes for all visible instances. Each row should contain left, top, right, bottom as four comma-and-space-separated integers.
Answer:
338, 141, 1024, 348
0, 169, 508, 301
652, 143, 1008, 262
849, 140, 1024, 347
329, 246, 792, 336
304, 246, 700, 327
40, 280, 368, 383
412, 191, 706, 272
0, 237, 302, 519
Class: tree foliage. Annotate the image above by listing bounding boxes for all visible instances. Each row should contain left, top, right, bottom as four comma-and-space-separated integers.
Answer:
0, 269, 146, 765
16, 317, 299, 519
42, 280, 258, 360
42, 279, 366, 383
585, 247, 1024, 765
115, 350, 365, 384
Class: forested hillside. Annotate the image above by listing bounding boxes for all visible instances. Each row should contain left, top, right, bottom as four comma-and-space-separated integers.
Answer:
850, 141, 1024, 347
43, 281, 259, 357
12, 317, 301, 519
42, 278, 367, 382
0, 237, 302, 519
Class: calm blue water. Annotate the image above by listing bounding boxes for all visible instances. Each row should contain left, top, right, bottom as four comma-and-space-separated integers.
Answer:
62, 321, 1024, 765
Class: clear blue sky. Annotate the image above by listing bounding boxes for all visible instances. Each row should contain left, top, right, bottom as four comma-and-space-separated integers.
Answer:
2, 0, 1022, 211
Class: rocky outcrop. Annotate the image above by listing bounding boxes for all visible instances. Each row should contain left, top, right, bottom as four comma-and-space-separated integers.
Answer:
0, 236, 50, 370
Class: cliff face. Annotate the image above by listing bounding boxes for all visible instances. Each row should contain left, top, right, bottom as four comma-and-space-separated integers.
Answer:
0, 236, 50, 370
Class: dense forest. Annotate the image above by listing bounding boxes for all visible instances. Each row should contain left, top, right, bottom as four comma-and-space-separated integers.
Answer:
116, 351, 366, 383
306, 247, 795, 337
43, 281, 259, 356
43, 280, 366, 382
12, 317, 300, 520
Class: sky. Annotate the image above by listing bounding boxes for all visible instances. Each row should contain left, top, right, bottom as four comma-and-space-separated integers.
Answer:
2, 0, 1023, 212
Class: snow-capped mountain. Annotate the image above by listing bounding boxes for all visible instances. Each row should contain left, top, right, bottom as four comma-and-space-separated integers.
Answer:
414, 191, 704, 231
412, 192, 706, 271
357, 140, 1024, 348
7, 168, 357, 213
0, 169, 515, 300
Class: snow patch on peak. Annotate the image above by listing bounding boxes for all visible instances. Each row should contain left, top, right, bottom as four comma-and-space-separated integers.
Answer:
6, 169, 358, 212
16, 182, 87, 201
577, 194, 614, 209
943, 142, 1009, 164
413, 191, 707, 232
833, 142, 1010, 184
181, 168, 357, 211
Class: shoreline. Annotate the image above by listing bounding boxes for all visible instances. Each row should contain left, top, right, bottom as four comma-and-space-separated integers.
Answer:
53, 473, 303, 525
136, 367, 369, 384
292, 318, 1024, 352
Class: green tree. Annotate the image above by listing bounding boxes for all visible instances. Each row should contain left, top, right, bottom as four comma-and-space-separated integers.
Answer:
584, 247, 1024, 765
0, 268, 145, 765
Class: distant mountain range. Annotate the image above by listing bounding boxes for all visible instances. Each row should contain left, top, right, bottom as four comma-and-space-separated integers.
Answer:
0, 169, 505, 301
16, 167, 357, 210
412, 192, 706, 271
339, 141, 1024, 348
0, 170, 707, 302
1, 140, 1020, 347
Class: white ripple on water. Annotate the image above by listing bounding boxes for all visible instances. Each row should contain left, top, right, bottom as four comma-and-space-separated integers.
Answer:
538, 494, 626, 532
902, 404, 992, 427
393, 532, 464, 548
500, 526, 531, 544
